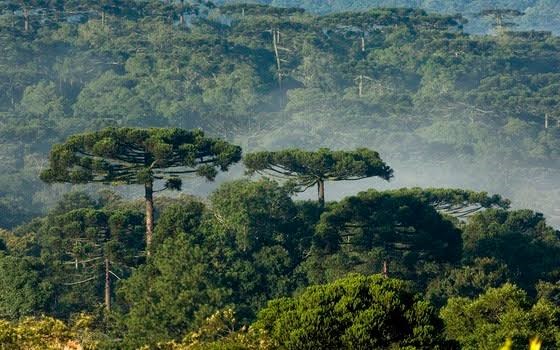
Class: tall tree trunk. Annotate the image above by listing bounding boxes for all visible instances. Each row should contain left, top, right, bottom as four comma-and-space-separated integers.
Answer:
23, 8, 29, 32
272, 29, 284, 105
145, 180, 154, 256
104, 258, 111, 312
179, 0, 185, 25
358, 75, 363, 97
101, 11, 106, 26
317, 179, 325, 208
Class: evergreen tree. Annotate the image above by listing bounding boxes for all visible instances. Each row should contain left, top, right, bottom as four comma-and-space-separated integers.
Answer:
40, 127, 241, 255
244, 148, 393, 207
256, 274, 451, 349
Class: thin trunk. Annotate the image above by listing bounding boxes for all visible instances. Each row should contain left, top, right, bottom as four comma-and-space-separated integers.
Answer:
382, 260, 388, 277
101, 11, 106, 26
145, 181, 154, 256
272, 29, 282, 90
179, 0, 185, 24
358, 75, 363, 97
317, 180, 325, 208
104, 258, 111, 312
24, 8, 29, 32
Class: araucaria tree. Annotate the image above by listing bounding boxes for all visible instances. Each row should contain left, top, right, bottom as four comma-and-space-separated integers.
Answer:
477, 9, 524, 34
243, 148, 393, 207
40, 127, 242, 255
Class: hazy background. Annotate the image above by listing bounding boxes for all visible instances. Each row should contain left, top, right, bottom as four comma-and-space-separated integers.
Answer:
1, 0, 559, 228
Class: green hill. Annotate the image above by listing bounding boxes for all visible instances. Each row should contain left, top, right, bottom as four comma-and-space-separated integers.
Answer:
1, 1, 559, 228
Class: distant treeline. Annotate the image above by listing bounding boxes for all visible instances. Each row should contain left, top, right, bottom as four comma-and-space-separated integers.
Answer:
219, 0, 560, 33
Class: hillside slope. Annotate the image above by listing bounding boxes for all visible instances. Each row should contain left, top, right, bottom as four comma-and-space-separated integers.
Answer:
0, 2, 559, 226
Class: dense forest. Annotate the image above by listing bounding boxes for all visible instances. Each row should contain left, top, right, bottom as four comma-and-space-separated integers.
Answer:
1, 0, 560, 229
1, 0, 560, 348
219, 0, 560, 34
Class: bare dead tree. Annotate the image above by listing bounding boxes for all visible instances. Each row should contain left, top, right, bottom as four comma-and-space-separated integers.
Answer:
354, 75, 373, 97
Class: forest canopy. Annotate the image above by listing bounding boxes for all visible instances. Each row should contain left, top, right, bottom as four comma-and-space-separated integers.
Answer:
1, 1, 560, 348
1, 0, 560, 229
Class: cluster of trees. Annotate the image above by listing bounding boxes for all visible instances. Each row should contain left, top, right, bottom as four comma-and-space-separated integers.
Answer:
2, 1, 560, 230
0, 126, 559, 348
0, 0, 559, 345
218, 0, 560, 34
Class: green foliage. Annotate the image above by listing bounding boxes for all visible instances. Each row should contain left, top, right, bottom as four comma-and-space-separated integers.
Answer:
1, 0, 560, 227
0, 316, 73, 350
41, 127, 242, 187
2, 1, 560, 347
255, 274, 451, 349
40, 126, 242, 254
152, 199, 206, 248
119, 179, 307, 347
73, 71, 150, 123
387, 187, 511, 217
0, 253, 52, 320
149, 309, 274, 350
462, 209, 560, 291
23, 202, 145, 318
2, 177, 560, 347
226, 1, 560, 34
478, 9, 525, 33
245, 148, 393, 185
426, 257, 510, 307
0, 228, 37, 257
244, 148, 393, 205
209, 179, 304, 253
0, 314, 100, 349
207, 179, 308, 316
119, 232, 227, 348
441, 283, 560, 349
52, 191, 98, 214
0, 195, 36, 229
306, 189, 461, 284
19, 81, 65, 119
